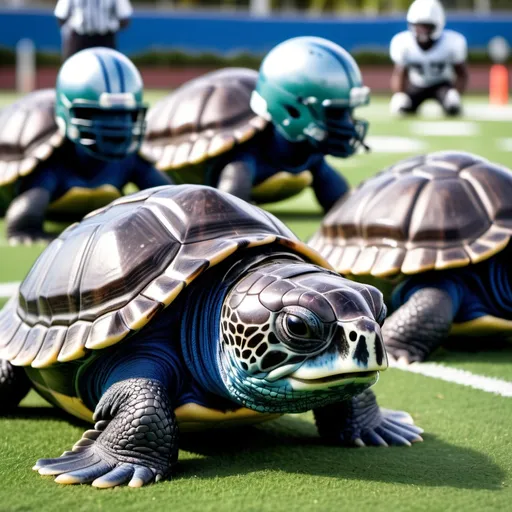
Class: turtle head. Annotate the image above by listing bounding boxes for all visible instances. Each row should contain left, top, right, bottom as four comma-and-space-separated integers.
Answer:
219, 261, 388, 413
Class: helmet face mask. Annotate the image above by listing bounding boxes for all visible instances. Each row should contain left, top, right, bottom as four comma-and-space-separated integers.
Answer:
251, 36, 370, 159
306, 102, 369, 157
55, 47, 147, 162
69, 103, 147, 161
409, 22, 437, 45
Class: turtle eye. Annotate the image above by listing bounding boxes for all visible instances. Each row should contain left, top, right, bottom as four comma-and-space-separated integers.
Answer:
286, 314, 310, 338
277, 308, 328, 354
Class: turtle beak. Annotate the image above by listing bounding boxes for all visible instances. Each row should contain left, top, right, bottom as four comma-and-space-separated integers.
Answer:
287, 317, 387, 390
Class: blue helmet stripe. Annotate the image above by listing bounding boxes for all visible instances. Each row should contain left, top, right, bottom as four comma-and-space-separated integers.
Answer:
113, 56, 126, 93
95, 52, 112, 93
309, 42, 355, 89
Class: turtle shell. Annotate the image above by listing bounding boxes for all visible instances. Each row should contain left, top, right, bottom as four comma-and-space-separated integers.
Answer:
310, 151, 512, 277
0, 89, 64, 187
140, 68, 268, 174
0, 184, 330, 369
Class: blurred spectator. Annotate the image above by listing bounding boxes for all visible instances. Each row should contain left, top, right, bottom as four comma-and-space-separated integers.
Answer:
54, 0, 133, 60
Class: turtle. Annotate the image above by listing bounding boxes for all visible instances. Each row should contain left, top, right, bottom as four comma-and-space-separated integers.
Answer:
309, 150, 512, 363
0, 184, 423, 488
0, 47, 172, 245
140, 36, 371, 211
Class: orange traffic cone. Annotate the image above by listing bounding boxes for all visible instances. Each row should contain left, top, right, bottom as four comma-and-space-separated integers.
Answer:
489, 64, 509, 105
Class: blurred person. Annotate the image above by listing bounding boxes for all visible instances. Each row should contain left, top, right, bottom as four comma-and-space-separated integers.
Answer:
0, 48, 173, 244
54, 0, 133, 60
389, 0, 468, 116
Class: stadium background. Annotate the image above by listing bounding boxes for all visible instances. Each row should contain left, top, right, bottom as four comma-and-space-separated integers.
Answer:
1, 0, 511, 90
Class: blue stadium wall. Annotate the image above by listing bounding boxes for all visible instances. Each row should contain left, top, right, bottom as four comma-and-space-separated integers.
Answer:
0, 8, 511, 56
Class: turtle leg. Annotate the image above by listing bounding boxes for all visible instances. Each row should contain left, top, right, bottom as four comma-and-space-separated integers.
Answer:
314, 389, 423, 447
6, 187, 54, 246
0, 359, 31, 411
383, 287, 455, 364
216, 160, 254, 202
310, 159, 350, 212
33, 378, 178, 488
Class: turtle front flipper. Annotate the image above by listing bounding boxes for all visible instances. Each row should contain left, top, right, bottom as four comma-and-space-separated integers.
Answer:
314, 389, 423, 447
6, 187, 54, 246
34, 378, 178, 488
0, 359, 31, 411
383, 287, 455, 364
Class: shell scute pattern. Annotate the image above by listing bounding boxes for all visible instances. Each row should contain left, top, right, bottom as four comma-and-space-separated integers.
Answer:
1, 185, 331, 368
141, 69, 268, 171
0, 89, 63, 186
311, 151, 512, 277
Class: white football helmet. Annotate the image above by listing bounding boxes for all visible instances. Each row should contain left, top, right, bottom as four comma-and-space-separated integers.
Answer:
407, 0, 446, 42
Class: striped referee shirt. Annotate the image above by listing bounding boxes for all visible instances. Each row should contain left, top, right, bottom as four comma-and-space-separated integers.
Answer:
54, 0, 133, 36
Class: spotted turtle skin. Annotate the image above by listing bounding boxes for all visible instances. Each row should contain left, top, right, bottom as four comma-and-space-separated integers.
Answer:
310, 151, 512, 362
0, 184, 423, 488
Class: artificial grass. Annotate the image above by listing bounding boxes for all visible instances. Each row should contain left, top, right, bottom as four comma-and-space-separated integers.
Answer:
0, 368, 511, 512
0, 95, 512, 510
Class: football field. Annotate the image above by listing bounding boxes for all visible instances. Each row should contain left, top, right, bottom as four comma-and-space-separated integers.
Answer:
1, 92, 512, 511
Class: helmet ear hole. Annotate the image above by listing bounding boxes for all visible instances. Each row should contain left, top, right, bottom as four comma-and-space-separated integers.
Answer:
284, 105, 301, 119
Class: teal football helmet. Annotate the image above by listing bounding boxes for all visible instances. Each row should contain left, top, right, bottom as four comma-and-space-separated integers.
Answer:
250, 37, 370, 158
55, 47, 147, 161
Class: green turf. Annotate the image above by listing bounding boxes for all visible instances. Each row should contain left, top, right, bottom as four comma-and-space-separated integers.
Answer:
2, 369, 511, 511
1, 93, 512, 510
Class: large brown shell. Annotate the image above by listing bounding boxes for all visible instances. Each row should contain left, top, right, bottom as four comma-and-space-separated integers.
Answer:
140, 68, 268, 171
309, 151, 512, 277
0, 185, 330, 369
0, 89, 64, 186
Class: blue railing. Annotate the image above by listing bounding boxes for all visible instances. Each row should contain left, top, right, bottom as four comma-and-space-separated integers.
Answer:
0, 8, 511, 55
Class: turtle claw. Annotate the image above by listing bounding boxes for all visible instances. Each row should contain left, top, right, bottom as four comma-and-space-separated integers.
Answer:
35, 442, 162, 487
128, 466, 157, 488
54, 459, 113, 485
380, 408, 415, 426
92, 464, 157, 489
386, 348, 425, 365
92, 464, 135, 489
355, 430, 388, 447
374, 412, 424, 446
34, 379, 178, 488
315, 390, 424, 449
347, 409, 423, 448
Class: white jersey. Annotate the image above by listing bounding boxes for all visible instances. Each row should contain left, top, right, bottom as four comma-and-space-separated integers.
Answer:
390, 29, 467, 88
54, 0, 133, 36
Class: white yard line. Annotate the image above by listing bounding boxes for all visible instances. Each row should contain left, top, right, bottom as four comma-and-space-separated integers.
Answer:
369, 102, 512, 122
360, 136, 427, 153
410, 121, 479, 137
390, 360, 512, 397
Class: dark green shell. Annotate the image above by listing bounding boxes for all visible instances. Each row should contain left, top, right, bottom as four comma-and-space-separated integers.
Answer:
310, 151, 512, 277
0, 185, 329, 369
140, 68, 268, 178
